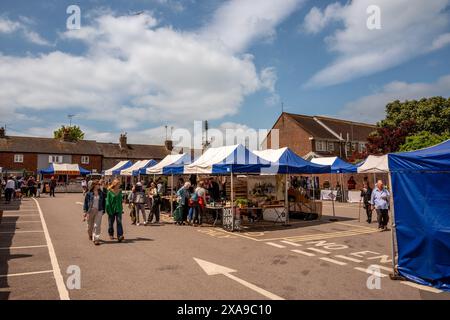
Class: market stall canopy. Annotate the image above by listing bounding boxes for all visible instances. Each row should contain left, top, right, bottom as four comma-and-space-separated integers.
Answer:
184, 144, 269, 174
120, 160, 155, 176
388, 139, 450, 291
137, 159, 158, 175
146, 153, 191, 175
357, 155, 389, 173
253, 147, 330, 174
39, 163, 90, 175
388, 139, 450, 172
310, 156, 357, 173
104, 160, 132, 176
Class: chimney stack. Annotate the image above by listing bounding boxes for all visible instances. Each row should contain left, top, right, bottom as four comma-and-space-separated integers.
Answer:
119, 133, 128, 149
0, 127, 5, 138
165, 139, 173, 152
62, 126, 71, 142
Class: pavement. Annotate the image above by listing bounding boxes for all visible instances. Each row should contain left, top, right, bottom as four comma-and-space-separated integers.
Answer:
1, 194, 449, 300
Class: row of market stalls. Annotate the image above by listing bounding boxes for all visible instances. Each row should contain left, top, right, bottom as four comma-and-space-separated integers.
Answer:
101, 141, 450, 292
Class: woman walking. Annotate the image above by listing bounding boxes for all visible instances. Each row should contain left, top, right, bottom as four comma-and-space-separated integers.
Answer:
83, 180, 104, 245
148, 182, 161, 224
132, 182, 147, 226
105, 179, 124, 242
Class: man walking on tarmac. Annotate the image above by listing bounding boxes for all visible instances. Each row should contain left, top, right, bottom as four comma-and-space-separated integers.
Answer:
370, 180, 390, 231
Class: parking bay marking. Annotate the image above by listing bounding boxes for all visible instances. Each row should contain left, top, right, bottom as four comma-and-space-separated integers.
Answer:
280, 240, 302, 247
0, 245, 47, 250
335, 255, 363, 263
0, 270, 53, 278
306, 247, 331, 255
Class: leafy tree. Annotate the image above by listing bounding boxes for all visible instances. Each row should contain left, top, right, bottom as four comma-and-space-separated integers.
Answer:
366, 120, 416, 154
366, 96, 450, 153
54, 125, 84, 142
399, 131, 450, 152
380, 96, 450, 134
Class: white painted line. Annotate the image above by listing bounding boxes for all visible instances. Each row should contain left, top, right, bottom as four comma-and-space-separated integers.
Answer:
194, 258, 285, 300
400, 281, 442, 293
280, 240, 302, 247
335, 255, 363, 263
0, 270, 53, 278
0, 230, 44, 234
0, 245, 47, 250
266, 242, 286, 249
354, 267, 388, 278
291, 249, 315, 257
320, 257, 347, 266
306, 247, 331, 254
75, 202, 83, 205
1, 214, 39, 216
33, 198, 70, 300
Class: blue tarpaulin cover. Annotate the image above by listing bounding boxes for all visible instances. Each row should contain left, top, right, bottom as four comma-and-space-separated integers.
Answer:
388, 140, 450, 291
254, 147, 331, 174
311, 156, 357, 173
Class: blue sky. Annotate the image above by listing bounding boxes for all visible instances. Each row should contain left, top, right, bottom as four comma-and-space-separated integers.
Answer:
1, 0, 450, 145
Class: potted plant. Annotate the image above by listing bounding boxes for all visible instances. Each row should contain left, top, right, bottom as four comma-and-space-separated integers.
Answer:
235, 198, 249, 208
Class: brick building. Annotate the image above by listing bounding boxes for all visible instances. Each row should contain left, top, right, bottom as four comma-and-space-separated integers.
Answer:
265, 112, 377, 160
0, 128, 171, 176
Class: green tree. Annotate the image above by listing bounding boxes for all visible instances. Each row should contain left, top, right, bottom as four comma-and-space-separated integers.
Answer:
54, 125, 85, 142
380, 96, 450, 134
366, 96, 450, 153
399, 131, 450, 152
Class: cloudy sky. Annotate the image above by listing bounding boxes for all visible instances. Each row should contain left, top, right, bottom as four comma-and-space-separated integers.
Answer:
1, 0, 450, 145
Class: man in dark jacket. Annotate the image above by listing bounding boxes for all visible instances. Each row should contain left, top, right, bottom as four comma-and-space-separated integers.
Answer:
360, 181, 373, 223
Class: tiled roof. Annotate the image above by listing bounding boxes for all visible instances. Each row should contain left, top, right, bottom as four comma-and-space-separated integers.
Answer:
284, 113, 376, 141
0, 136, 101, 155
96, 142, 169, 160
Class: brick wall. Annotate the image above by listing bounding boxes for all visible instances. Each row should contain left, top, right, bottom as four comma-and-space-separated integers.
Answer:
72, 154, 103, 173
0, 152, 38, 173
266, 114, 313, 156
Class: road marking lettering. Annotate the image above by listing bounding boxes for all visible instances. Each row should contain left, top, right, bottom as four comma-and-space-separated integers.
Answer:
280, 240, 302, 247
0, 270, 53, 278
400, 281, 442, 293
266, 242, 286, 249
350, 251, 380, 258
291, 249, 315, 257
335, 255, 363, 263
306, 247, 331, 254
354, 267, 388, 278
320, 257, 347, 266
367, 255, 392, 264
306, 240, 349, 250
0, 245, 47, 250
33, 198, 70, 300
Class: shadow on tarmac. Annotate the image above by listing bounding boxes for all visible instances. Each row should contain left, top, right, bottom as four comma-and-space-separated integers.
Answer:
0, 198, 24, 300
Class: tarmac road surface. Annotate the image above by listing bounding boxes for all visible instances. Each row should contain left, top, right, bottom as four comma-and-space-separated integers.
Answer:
1, 194, 448, 300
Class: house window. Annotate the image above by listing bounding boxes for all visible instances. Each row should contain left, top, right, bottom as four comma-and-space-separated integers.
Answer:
351, 142, 358, 151
327, 142, 335, 152
81, 156, 89, 164
49, 155, 63, 164
359, 143, 366, 153
14, 154, 24, 163
315, 140, 326, 152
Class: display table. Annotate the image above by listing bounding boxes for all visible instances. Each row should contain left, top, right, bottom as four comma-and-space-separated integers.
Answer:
262, 204, 287, 223
347, 190, 362, 203
289, 200, 322, 218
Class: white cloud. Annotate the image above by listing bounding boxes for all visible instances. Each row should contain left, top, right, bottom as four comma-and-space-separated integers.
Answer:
0, 11, 282, 129
303, 0, 450, 87
0, 16, 52, 46
338, 74, 450, 123
201, 0, 304, 52
302, 3, 343, 34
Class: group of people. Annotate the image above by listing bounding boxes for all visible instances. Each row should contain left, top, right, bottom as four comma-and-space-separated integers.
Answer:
82, 178, 124, 245
127, 180, 163, 226
360, 178, 390, 231
1, 175, 58, 203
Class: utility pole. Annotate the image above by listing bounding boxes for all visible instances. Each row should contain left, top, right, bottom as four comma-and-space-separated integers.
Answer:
68, 114, 75, 126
